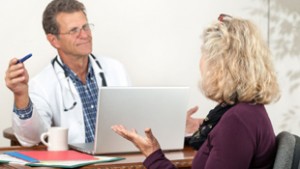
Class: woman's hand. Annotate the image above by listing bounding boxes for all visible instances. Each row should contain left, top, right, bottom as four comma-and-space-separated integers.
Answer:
185, 106, 204, 135
111, 125, 160, 157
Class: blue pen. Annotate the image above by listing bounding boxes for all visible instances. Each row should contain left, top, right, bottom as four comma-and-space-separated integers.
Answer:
4, 152, 39, 163
16, 53, 32, 64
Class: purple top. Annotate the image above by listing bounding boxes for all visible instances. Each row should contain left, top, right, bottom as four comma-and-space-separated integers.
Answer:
144, 102, 276, 169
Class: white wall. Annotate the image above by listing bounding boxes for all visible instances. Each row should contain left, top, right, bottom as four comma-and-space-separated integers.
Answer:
266, 0, 300, 135
0, 0, 269, 146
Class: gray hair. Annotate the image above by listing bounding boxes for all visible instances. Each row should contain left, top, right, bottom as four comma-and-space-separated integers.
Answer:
42, 0, 86, 35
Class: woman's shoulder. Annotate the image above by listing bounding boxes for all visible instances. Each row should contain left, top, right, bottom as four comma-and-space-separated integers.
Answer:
220, 102, 271, 129
226, 102, 266, 117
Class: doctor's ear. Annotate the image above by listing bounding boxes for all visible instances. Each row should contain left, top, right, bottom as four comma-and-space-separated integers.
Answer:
46, 34, 60, 49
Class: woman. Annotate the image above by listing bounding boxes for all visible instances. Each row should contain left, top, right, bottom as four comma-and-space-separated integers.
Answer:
112, 14, 280, 169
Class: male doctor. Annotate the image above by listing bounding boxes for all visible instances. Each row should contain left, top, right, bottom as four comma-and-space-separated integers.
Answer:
5, 0, 130, 146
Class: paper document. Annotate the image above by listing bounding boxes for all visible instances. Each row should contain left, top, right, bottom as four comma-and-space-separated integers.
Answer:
26, 156, 125, 168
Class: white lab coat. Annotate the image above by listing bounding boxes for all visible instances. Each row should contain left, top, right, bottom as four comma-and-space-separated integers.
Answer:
12, 54, 130, 146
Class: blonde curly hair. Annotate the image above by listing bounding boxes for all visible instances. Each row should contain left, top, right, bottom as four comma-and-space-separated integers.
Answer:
200, 14, 280, 105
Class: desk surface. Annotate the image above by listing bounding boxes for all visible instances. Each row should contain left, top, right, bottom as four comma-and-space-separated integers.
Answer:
0, 145, 195, 169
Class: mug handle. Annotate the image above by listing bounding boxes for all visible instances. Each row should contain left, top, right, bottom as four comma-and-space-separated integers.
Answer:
40, 132, 49, 147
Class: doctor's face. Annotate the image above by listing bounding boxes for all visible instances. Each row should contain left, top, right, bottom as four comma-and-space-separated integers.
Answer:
54, 11, 93, 58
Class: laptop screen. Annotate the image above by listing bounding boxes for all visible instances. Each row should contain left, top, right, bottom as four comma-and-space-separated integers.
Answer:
70, 87, 190, 154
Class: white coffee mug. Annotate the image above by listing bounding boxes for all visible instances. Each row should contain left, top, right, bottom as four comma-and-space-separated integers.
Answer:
40, 127, 69, 151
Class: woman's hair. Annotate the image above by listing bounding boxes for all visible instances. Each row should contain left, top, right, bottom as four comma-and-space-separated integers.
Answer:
200, 14, 280, 105
42, 0, 86, 35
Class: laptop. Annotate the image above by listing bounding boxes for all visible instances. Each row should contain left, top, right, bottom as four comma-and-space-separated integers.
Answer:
69, 87, 189, 154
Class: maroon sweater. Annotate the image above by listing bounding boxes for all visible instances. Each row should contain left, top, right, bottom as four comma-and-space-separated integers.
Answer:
144, 103, 276, 169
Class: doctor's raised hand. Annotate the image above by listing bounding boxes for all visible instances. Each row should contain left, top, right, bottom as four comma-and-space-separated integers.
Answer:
5, 58, 30, 109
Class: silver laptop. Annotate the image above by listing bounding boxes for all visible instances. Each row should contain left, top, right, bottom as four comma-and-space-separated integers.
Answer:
69, 87, 189, 154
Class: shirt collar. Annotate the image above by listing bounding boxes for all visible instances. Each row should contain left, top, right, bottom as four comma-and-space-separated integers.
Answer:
58, 56, 94, 82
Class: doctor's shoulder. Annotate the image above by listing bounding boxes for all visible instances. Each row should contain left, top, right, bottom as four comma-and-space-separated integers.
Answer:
29, 64, 59, 90
94, 55, 127, 71
95, 54, 123, 66
95, 54, 131, 85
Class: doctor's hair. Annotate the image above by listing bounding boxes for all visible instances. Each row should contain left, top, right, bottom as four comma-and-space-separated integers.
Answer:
42, 0, 86, 35
200, 15, 280, 105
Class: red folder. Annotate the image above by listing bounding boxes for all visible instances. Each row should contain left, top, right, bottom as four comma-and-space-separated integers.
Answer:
18, 150, 96, 161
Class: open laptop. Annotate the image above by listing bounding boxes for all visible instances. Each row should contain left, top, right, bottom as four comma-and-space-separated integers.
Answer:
69, 87, 189, 154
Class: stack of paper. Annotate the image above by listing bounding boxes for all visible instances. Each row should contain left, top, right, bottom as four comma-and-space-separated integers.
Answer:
0, 150, 124, 168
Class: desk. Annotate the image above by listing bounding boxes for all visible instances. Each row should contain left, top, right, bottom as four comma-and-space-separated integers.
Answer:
0, 145, 195, 169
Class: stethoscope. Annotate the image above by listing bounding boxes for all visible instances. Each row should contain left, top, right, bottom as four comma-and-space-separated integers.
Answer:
51, 54, 107, 111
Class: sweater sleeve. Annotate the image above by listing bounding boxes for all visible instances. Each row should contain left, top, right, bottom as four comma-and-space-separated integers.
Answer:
143, 149, 177, 169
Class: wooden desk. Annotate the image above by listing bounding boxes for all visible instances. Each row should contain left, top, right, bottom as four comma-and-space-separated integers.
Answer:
0, 145, 195, 169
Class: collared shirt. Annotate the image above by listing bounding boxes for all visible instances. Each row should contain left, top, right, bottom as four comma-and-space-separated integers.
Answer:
14, 58, 99, 143
13, 100, 33, 120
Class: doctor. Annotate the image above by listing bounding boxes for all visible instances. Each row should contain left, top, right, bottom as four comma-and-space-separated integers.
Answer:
5, 0, 130, 146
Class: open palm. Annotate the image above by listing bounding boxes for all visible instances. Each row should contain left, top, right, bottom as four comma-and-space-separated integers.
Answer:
112, 125, 161, 157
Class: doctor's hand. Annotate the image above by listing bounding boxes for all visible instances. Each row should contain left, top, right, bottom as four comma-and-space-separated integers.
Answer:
111, 125, 160, 157
5, 58, 30, 108
185, 106, 204, 135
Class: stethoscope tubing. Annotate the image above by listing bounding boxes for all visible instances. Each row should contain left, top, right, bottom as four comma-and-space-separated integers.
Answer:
51, 54, 107, 111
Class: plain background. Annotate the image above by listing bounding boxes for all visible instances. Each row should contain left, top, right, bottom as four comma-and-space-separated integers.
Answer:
0, 0, 299, 146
